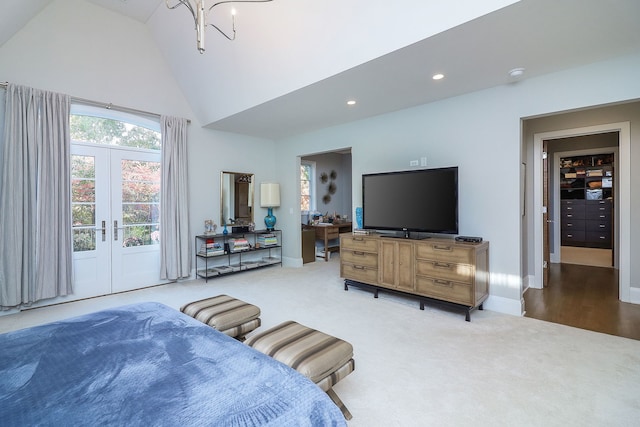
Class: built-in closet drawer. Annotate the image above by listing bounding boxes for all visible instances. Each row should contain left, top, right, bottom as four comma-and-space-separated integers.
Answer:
561, 219, 585, 231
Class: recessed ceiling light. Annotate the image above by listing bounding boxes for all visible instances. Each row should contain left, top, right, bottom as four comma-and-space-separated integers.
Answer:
347, 100, 356, 106
509, 68, 525, 77
432, 73, 445, 80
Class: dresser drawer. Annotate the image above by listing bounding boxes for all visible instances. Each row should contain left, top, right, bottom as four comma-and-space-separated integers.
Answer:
585, 220, 611, 232
341, 235, 378, 252
341, 250, 378, 268
585, 231, 611, 246
561, 230, 585, 244
561, 199, 585, 207
415, 260, 473, 284
585, 203, 611, 220
561, 219, 585, 230
340, 263, 378, 284
415, 276, 472, 306
561, 210, 586, 221
415, 242, 473, 264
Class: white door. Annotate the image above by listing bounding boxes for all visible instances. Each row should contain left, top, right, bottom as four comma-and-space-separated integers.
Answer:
70, 144, 164, 300
110, 148, 163, 293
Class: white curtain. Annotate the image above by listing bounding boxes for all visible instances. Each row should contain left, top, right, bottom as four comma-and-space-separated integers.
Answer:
160, 115, 191, 280
0, 84, 73, 309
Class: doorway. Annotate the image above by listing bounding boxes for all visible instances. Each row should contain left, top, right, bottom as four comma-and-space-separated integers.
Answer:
531, 122, 631, 301
551, 142, 618, 269
69, 144, 164, 302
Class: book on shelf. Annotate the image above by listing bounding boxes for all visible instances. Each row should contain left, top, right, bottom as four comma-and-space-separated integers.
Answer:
256, 233, 278, 247
229, 238, 251, 251
199, 241, 224, 256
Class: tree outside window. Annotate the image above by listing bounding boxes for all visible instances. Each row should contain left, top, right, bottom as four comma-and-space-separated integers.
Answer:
300, 161, 315, 212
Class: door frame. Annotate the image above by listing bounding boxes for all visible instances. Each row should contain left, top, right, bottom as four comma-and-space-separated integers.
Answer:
532, 122, 631, 302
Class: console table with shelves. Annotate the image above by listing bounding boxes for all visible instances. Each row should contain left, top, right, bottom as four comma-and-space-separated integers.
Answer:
560, 153, 614, 249
340, 233, 489, 321
195, 229, 282, 282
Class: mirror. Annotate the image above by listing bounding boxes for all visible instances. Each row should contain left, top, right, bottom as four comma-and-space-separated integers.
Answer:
220, 171, 254, 226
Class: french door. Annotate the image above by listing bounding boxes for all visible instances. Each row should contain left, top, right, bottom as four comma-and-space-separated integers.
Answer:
69, 144, 164, 301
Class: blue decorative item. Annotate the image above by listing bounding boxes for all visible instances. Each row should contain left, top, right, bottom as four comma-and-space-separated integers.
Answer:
355, 207, 363, 229
223, 224, 228, 235
264, 207, 277, 231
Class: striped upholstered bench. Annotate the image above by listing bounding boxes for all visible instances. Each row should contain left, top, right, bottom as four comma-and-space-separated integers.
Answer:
245, 320, 355, 420
180, 295, 261, 341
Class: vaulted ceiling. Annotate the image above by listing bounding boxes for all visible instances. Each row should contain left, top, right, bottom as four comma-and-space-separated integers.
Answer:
2, 0, 640, 139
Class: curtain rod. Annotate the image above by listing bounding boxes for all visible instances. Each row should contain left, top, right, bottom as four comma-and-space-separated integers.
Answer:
0, 81, 190, 124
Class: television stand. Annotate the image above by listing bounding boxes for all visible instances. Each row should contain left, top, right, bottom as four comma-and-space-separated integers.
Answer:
340, 234, 489, 321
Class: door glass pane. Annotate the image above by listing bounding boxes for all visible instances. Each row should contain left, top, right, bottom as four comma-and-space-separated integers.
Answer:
71, 155, 96, 252
121, 159, 161, 247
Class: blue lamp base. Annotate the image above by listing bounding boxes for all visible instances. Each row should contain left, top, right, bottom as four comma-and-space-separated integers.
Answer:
264, 207, 277, 230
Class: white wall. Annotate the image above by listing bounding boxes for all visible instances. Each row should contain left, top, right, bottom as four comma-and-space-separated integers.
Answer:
0, 0, 277, 269
275, 52, 640, 316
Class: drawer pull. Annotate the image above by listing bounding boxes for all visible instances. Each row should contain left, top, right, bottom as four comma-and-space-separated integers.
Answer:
353, 251, 365, 256
600, 215, 605, 218
434, 262, 452, 269
432, 245, 453, 252
566, 207, 573, 210
434, 279, 453, 287
567, 234, 573, 238
599, 225, 605, 228
566, 214, 573, 218
353, 265, 365, 270
353, 237, 364, 242
599, 236, 605, 239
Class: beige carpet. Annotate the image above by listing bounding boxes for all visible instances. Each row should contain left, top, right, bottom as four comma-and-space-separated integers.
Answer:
2, 256, 640, 426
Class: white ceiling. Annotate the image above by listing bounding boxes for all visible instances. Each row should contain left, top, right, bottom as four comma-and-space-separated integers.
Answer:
2, 0, 640, 140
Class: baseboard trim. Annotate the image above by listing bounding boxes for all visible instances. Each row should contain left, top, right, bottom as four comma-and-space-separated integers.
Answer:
629, 286, 640, 305
483, 295, 524, 316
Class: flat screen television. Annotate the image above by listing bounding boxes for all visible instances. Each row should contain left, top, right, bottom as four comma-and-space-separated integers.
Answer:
362, 167, 458, 237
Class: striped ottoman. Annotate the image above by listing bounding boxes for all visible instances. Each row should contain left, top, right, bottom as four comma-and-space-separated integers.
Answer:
180, 295, 261, 340
245, 320, 355, 420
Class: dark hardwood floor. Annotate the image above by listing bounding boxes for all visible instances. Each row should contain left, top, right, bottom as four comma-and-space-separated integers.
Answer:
524, 263, 640, 341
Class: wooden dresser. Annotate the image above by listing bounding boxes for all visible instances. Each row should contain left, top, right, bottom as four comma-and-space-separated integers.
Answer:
340, 233, 489, 321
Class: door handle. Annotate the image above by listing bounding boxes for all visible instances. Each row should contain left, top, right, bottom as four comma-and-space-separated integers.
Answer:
95, 220, 106, 242
113, 220, 125, 241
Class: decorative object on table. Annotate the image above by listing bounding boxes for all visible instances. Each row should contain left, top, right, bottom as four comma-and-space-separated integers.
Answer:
165, 0, 274, 54
260, 182, 280, 230
355, 207, 363, 229
223, 224, 228, 235
204, 219, 215, 234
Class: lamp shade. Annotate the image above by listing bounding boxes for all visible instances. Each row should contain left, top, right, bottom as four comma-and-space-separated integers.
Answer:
260, 182, 280, 207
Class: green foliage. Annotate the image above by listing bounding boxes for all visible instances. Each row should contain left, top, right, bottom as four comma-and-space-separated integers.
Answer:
70, 115, 161, 150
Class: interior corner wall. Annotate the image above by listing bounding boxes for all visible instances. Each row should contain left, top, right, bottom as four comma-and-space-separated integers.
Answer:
275, 52, 640, 316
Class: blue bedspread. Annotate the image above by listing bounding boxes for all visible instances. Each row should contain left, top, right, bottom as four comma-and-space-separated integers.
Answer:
0, 302, 346, 426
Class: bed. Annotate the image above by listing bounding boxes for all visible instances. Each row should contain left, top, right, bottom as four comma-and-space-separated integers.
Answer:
0, 302, 346, 426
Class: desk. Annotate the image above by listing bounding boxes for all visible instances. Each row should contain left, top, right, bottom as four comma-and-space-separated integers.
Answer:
312, 222, 352, 261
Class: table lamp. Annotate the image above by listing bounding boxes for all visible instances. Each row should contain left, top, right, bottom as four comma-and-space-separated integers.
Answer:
260, 182, 280, 230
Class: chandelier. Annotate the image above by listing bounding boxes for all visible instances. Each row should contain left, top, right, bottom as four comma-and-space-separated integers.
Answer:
166, 0, 273, 54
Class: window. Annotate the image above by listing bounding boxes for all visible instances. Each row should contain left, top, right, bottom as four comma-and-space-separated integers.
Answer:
300, 161, 315, 212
